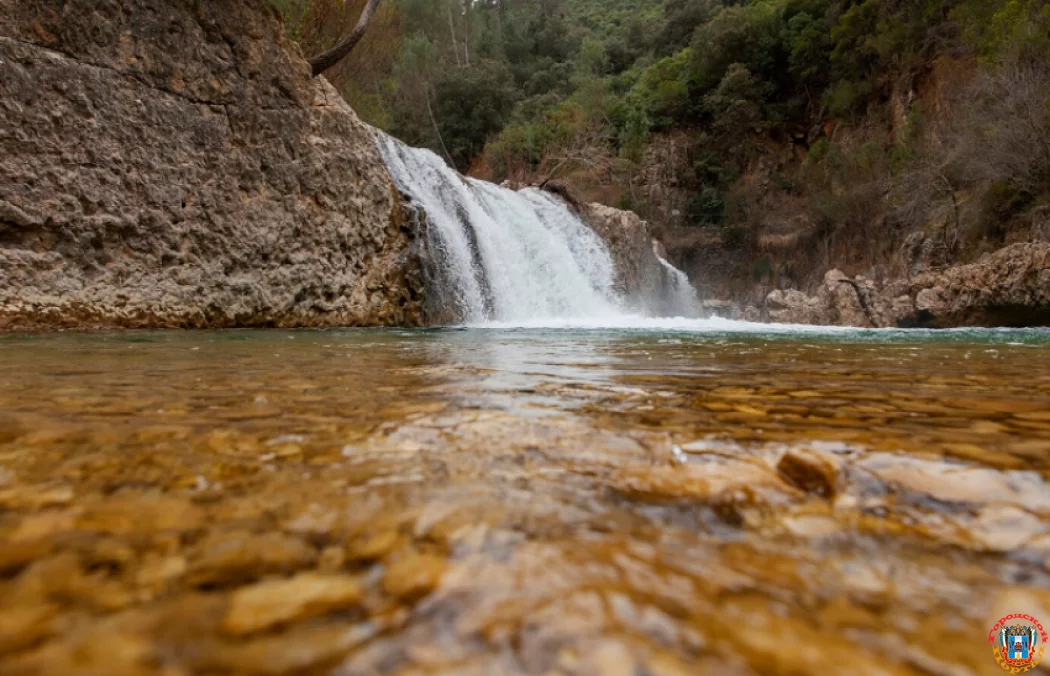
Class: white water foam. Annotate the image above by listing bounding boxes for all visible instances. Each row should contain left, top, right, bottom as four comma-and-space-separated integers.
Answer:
376, 132, 718, 327
656, 256, 700, 318
469, 314, 857, 332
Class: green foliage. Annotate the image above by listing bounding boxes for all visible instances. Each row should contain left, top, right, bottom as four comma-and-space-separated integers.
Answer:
686, 185, 726, 226
810, 190, 848, 229
657, 0, 720, 55
829, 0, 880, 83
631, 49, 692, 128
265, 0, 310, 41
618, 105, 651, 162
577, 37, 610, 75
433, 60, 518, 171
772, 171, 795, 192
889, 105, 924, 172
806, 138, 832, 166
721, 224, 751, 248
703, 63, 765, 149
955, 0, 1050, 60
688, 1, 783, 95
785, 12, 828, 86
824, 78, 872, 117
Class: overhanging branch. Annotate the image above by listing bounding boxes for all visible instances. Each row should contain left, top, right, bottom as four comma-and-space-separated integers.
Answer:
308, 0, 383, 78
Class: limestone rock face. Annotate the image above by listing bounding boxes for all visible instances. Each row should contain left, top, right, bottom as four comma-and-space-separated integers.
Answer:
0, 0, 426, 329
762, 244, 1050, 328
580, 203, 665, 307
579, 202, 696, 315
765, 289, 829, 325
904, 243, 1050, 327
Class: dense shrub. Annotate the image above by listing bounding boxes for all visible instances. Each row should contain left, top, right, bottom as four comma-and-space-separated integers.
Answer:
686, 185, 727, 226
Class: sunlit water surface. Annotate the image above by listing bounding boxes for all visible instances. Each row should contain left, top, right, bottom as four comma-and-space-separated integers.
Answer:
2, 326, 1050, 675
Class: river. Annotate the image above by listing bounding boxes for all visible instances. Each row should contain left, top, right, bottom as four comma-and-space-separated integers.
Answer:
2, 326, 1049, 674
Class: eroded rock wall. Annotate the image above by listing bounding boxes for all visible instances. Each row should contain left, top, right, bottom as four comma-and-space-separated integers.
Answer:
763, 244, 1050, 328
0, 0, 425, 329
579, 202, 694, 316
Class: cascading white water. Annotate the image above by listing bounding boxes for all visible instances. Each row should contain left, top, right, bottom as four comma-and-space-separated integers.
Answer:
376, 132, 700, 326
657, 256, 700, 318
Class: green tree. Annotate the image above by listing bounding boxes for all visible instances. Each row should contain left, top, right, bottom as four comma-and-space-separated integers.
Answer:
433, 61, 519, 170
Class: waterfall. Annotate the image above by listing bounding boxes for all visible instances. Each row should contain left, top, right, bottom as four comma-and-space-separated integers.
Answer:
376, 132, 700, 326
657, 256, 701, 319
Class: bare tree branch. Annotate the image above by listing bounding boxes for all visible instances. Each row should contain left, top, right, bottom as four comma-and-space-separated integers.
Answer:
424, 82, 456, 168
536, 124, 614, 188
309, 0, 383, 78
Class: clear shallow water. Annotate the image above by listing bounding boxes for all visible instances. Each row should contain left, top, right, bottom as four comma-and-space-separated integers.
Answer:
2, 327, 1050, 674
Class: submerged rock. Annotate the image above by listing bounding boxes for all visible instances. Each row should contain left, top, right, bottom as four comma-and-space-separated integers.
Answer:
188, 531, 318, 587
382, 553, 448, 600
222, 573, 362, 636
0, 331, 1048, 674
776, 448, 840, 498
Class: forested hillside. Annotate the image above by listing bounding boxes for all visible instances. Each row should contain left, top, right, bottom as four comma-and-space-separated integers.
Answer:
272, 0, 1050, 300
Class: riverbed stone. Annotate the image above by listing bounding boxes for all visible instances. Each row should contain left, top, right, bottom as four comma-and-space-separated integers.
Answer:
382, 553, 448, 600
0, 289, 1048, 675
775, 448, 840, 498
188, 531, 318, 587
857, 454, 1050, 511
222, 573, 363, 636
611, 461, 803, 510
77, 493, 205, 536
0, 604, 58, 656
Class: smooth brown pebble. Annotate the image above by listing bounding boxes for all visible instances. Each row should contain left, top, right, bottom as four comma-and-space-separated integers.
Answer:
382, 553, 447, 600
222, 572, 362, 635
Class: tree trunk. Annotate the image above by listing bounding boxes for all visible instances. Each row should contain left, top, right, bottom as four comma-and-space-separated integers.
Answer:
462, 0, 471, 67
448, 4, 461, 67
309, 0, 383, 78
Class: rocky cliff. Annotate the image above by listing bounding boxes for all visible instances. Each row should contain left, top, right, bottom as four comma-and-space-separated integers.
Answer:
580, 202, 700, 317
579, 203, 662, 308
0, 0, 425, 329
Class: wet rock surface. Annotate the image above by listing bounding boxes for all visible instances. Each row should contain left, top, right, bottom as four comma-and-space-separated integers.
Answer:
579, 203, 692, 315
0, 0, 426, 330
1, 328, 1049, 674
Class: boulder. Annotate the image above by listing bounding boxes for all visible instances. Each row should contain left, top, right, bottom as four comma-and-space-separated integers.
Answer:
763, 243, 1050, 328
700, 299, 742, 319
765, 289, 829, 325
915, 287, 949, 315
902, 243, 1050, 327
817, 270, 871, 326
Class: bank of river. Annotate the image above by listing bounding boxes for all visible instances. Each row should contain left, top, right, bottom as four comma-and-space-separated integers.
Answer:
1, 326, 1049, 674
